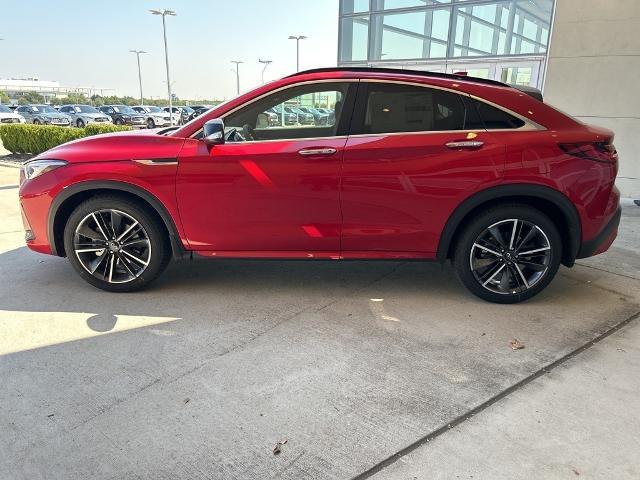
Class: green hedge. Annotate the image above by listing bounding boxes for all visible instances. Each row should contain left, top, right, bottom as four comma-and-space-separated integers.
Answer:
0, 123, 132, 155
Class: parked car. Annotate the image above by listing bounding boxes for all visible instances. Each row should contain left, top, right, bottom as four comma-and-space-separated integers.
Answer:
162, 106, 195, 125
187, 105, 213, 122
0, 104, 26, 124
58, 104, 111, 128
98, 105, 146, 128
297, 106, 330, 125
284, 106, 315, 125
18, 67, 621, 303
131, 106, 172, 129
15, 104, 71, 126
270, 106, 297, 125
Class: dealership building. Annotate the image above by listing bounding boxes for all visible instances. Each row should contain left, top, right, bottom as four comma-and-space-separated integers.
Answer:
338, 0, 640, 197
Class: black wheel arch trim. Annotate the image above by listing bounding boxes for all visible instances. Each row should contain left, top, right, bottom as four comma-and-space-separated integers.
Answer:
48, 180, 188, 259
436, 184, 582, 266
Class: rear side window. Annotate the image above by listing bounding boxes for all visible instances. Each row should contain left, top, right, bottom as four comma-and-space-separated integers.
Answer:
359, 83, 478, 134
469, 98, 525, 129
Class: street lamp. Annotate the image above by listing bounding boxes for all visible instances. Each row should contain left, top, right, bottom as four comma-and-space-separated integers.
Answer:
258, 59, 272, 84
231, 60, 243, 95
288, 35, 307, 72
149, 9, 176, 124
129, 49, 147, 105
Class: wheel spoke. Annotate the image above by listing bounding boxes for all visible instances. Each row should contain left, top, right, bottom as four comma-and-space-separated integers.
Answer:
509, 220, 518, 249
122, 238, 149, 247
89, 250, 109, 274
91, 213, 110, 240
117, 220, 139, 242
482, 263, 505, 286
514, 263, 530, 288
118, 253, 138, 278
516, 259, 547, 270
488, 225, 507, 248
75, 247, 105, 253
108, 255, 115, 283
121, 248, 149, 266
111, 210, 123, 238
498, 267, 511, 292
473, 243, 501, 257
515, 224, 537, 251
519, 246, 550, 256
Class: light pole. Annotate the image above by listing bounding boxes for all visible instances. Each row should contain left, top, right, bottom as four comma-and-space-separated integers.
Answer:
129, 49, 146, 105
231, 60, 243, 95
288, 35, 307, 72
258, 59, 272, 84
150, 9, 176, 124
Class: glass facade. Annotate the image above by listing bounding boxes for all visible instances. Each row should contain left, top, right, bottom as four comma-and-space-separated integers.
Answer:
339, 0, 553, 63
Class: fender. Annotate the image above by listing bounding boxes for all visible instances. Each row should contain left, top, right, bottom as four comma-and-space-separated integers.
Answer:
436, 184, 582, 265
47, 180, 188, 259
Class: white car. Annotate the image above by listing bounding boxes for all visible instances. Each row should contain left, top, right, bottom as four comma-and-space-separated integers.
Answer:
0, 104, 26, 124
132, 105, 172, 129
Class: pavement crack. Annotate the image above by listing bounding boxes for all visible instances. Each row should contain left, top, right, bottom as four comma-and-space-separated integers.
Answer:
350, 309, 640, 480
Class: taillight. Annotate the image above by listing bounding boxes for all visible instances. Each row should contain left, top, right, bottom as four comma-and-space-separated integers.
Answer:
559, 141, 618, 163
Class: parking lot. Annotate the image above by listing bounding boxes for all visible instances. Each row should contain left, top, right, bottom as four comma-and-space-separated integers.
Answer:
0, 161, 639, 479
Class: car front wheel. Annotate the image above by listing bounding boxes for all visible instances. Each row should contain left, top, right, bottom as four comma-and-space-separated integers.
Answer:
63, 195, 171, 292
146, 118, 155, 129
77, 119, 85, 128
453, 205, 562, 304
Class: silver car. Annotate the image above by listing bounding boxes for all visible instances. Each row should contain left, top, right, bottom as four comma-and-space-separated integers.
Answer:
58, 104, 112, 128
15, 104, 71, 126
131, 105, 172, 129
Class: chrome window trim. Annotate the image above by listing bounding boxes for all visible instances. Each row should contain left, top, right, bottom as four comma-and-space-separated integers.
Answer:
359, 78, 546, 132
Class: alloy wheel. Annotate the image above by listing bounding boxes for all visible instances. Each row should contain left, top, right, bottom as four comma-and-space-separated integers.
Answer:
73, 209, 151, 284
469, 219, 551, 295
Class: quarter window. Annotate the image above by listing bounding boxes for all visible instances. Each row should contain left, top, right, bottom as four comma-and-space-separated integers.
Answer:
469, 98, 525, 129
361, 83, 472, 134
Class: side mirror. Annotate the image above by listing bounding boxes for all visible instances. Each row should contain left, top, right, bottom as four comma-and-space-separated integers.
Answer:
202, 118, 225, 146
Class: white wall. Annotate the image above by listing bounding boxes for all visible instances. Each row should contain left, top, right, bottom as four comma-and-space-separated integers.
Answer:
543, 0, 640, 198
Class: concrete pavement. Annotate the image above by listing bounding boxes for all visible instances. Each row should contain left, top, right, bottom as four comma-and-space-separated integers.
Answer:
0, 164, 638, 479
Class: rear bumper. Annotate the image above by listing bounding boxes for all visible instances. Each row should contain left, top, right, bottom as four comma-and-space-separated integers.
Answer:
576, 206, 621, 258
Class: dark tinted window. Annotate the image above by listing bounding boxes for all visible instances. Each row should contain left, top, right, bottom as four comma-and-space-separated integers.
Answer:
362, 83, 474, 134
470, 98, 525, 129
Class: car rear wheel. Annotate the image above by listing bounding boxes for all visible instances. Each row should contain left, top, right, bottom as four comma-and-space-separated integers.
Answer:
453, 205, 562, 304
63, 195, 171, 292
76, 119, 85, 128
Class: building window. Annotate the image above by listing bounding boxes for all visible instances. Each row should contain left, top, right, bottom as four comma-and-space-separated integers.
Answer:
338, 0, 554, 63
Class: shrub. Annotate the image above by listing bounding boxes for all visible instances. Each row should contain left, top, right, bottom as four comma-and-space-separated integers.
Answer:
0, 123, 132, 155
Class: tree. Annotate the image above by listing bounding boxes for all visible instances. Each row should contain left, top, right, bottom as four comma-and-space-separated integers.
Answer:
21, 91, 45, 104
0, 91, 9, 104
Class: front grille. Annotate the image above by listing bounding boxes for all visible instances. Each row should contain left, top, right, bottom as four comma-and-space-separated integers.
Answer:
132, 117, 144, 123
95, 117, 108, 122
1, 118, 19, 123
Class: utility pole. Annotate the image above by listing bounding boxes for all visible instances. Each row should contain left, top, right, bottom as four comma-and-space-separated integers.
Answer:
150, 9, 176, 124
129, 50, 147, 105
231, 60, 243, 95
258, 59, 273, 84
288, 35, 307, 72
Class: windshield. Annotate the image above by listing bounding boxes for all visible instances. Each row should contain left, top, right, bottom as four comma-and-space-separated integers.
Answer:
0, 105, 12, 113
33, 105, 57, 113
113, 105, 136, 114
145, 106, 162, 113
182, 106, 194, 113
74, 105, 100, 113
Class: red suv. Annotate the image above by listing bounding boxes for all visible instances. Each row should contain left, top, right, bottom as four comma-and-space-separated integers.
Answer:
18, 68, 620, 303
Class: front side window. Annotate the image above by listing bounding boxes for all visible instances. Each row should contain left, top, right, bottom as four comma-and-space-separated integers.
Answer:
359, 83, 472, 134
223, 82, 352, 142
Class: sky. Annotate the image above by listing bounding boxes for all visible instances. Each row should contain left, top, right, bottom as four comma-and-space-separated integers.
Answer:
1, 0, 339, 100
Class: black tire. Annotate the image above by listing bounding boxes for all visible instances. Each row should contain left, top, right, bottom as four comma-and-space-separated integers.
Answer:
63, 195, 171, 292
453, 204, 562, 304
77, 119, 85, 128
33, 119, 41, 125
146, 118, 155, 129
115, 118, 124, 126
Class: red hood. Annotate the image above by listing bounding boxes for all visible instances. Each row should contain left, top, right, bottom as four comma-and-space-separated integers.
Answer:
33, 130, 186, 164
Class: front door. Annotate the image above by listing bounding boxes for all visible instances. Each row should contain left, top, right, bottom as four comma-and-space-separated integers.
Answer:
176, 81, 357, 257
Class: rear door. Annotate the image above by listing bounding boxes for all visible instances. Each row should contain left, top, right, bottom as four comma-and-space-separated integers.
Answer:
340, 81, 506, 256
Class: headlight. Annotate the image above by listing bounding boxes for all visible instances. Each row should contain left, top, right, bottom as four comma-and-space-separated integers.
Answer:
22, 159, 67, 181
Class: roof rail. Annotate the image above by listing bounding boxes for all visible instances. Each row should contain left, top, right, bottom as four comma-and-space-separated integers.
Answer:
288, 66, 511, 88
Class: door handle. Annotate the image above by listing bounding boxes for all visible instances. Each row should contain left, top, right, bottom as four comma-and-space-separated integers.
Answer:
445, 140, 484, 149
298, 147, 337, 156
